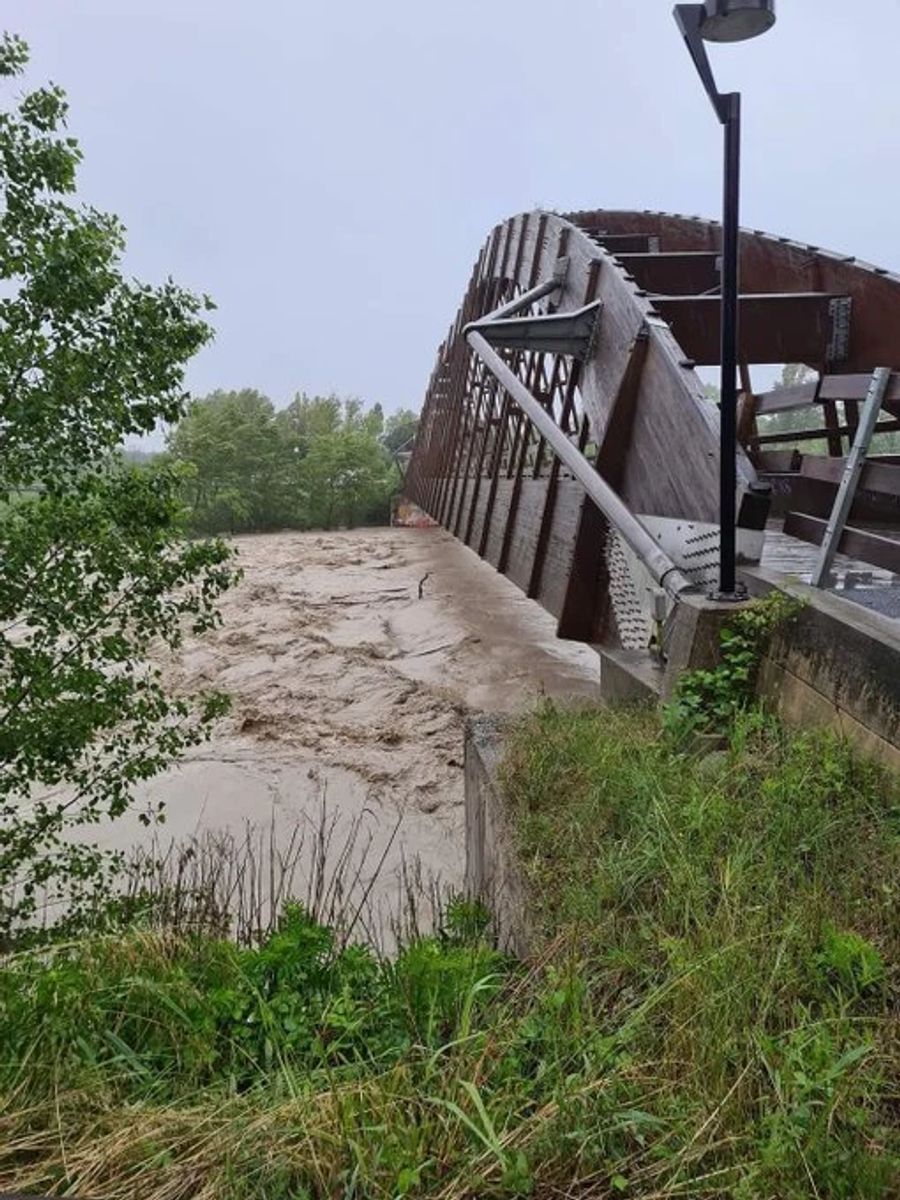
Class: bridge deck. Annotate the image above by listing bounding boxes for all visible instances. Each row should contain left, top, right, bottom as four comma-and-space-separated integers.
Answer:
760, 520, 900, 618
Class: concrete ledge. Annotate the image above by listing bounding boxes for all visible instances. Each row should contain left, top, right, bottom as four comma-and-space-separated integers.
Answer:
758, 657, 900, 772
594, 646, 663, 703
463, 715, 530, 955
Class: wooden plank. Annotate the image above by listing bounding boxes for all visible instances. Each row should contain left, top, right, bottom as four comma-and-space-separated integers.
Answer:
465, 478, 491, 554
477, 394, 511, 558
528, 364, 582, 598
651, 293, 847, 366
505, 479, 551, 596
801, 454, 900, 498
535, 482, 589, 621
565, 208, 900, 370
820, 372, 900, 412
784, 511, 900, 574
757, 418, 900, 446
757, 449, 803, 472
475, 217, 569, 558
442, 356, 479, 528
823, 400, 844, 457
455, 214, 536, 538
451, 359, 487, 537
563, 218, 751, 524
498, 355, 552, 573
584, 232, 658, 254
594, 327, 650, 486
527, 258, 600, 601
527, 459, 562, 598
616, 251, 720, 295
756, 372, 900, 418
435, 238, 499, 526
438, 246, 494, 522
754, 382, 819, 417
558, 328, 649, 643
737, 362, 757, 447
462, 373, 500, 545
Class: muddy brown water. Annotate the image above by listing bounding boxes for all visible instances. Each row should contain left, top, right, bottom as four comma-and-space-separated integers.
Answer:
73, 528, 604, 933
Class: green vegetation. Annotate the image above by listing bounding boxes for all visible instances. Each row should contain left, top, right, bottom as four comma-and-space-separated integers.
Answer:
166, 390, 417, 534
0, 34, 237, 940
0, 29, 896, 1200
501, 705, 898, 1198
1, 707, 896, 1198
664, 590, 803, 738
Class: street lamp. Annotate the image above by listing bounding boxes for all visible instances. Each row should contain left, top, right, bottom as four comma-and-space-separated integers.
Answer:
673, 0, 776, 600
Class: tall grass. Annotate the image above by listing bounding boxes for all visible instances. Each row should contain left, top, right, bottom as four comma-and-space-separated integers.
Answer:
0, 706, 897, 1198
501, 704, 899, 1198
11, 803, 451, 956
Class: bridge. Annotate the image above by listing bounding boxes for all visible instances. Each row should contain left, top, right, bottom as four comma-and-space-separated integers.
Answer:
403, 208, 900, 759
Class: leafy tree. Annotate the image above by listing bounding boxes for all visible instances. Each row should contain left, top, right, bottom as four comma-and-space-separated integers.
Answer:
0, 34, 237, 940
702, 382, 721, 404
170, 391, 401, 533
301, 425, 396, 528
382, 408, 419, 455
275, 392, 343, 450
273, 392, 343, 504
778, 363, 817, 390
167, 389, 292, 532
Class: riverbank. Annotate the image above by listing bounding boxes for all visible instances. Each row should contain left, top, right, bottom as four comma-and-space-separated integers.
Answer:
3, 704, 896, 1198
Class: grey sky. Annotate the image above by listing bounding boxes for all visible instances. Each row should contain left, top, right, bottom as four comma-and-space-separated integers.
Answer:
6, 1, 900, 417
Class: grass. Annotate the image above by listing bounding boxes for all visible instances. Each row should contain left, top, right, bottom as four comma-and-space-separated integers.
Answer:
0, 705, 897, 1198
501, 704, 899, 1198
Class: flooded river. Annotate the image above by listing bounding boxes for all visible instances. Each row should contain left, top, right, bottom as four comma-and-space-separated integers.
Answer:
90, 528, 603, 931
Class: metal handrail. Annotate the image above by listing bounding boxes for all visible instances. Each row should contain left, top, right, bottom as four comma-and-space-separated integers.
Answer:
465, 327, 694, 597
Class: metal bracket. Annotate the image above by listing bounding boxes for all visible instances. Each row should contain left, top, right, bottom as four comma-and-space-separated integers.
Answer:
466, 300, 603, 359
826, 296, 853, 364
552, 254, 570, 287
673, 3, 731, 124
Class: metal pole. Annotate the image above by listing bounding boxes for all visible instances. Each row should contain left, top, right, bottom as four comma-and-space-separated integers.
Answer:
483, 274, 564, 322
717, 91, 742, 598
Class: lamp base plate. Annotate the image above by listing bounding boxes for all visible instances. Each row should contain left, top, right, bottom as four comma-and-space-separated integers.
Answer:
708, 583, 749, 603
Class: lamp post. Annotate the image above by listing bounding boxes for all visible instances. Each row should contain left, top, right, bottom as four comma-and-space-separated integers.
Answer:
673, 0, 776, 600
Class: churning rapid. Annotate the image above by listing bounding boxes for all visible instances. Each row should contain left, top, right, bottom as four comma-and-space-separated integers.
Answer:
87, 528, 604, 927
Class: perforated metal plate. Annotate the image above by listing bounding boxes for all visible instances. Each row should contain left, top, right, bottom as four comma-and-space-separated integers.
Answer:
605, 531, 655, 650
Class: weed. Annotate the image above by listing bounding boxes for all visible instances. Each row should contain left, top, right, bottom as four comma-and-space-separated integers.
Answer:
664, 590, 803, 739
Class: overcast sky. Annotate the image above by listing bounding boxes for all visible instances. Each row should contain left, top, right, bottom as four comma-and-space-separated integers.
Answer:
6, 1, 900, 419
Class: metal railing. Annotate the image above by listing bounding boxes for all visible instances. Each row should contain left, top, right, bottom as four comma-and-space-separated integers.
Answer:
464, 286, 693, 599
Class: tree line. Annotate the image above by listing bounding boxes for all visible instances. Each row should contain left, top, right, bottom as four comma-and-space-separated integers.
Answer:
163, 390, 417, 535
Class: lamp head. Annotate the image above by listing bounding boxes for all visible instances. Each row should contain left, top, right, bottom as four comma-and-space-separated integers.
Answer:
700, 0, 776, 42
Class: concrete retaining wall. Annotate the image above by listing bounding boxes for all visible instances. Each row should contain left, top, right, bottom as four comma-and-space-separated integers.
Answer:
743, 569, 900, 772
597, 578, 900, 770
463, 715, 530, 956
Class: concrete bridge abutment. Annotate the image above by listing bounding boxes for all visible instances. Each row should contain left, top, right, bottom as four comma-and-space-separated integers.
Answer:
466, 584, 900, 949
